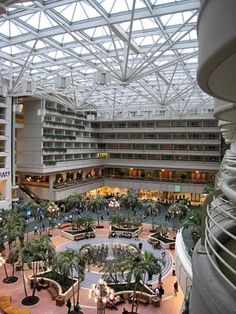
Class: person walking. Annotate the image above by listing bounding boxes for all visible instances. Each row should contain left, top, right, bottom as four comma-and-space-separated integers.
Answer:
174, 281, 178, 296
34, 225, 38, 235
172, 262, 176, 276
74, 302, 83, 313
66, 298, 72, 313
158, 285, 165, 299
122, 308, 129, 314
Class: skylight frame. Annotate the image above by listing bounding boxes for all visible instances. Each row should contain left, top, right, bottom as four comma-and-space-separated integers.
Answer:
0, 0, 213, 118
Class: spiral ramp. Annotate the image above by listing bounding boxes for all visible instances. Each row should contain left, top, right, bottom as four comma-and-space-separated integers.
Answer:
190, 1, 236, 313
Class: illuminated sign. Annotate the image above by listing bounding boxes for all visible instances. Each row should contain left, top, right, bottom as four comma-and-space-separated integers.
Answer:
0, 170, 10, 180
175, 185, 181, 192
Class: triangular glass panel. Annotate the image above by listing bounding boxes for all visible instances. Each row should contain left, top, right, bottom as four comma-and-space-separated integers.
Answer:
80, 2, 100, 18
110, 0, 129, 13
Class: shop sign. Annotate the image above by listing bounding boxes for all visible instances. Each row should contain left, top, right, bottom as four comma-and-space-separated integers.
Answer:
0, 170, 10, 180
175, 185, 181, 192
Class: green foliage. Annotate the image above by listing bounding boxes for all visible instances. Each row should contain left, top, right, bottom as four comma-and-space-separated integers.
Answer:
0, 207, 26, 249
108, 282, 152, 294
90, 195, 105, 226
181, 207, 202, 235
64, 226, 93, 235
168, 200, 189, 219
66, 193, 83, 209
142, 199, 162, 229
111, 225, 139, 232
110, 212, 141, 228
110, 212, 126, 227
202, 181, 214, 194
53, 249, 86, 304
151, 233, 175, 243
121, 189, 139, 210
21, 235, 55, 266
121, 250, 162, 312
40, 271, 75, 293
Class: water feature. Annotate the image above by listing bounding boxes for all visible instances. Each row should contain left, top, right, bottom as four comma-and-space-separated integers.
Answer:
106, 245, 115, 261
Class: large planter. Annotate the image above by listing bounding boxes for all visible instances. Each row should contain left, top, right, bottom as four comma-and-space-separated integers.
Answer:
110, 225, 142, 237
28, 271, 78, 303
148, 232, 176, 250
61, 228, 95, 241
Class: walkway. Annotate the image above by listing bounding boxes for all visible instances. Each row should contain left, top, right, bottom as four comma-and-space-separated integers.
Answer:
0, 221, 184, 314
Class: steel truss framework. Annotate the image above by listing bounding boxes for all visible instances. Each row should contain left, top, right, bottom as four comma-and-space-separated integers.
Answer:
0, 0, 213, 118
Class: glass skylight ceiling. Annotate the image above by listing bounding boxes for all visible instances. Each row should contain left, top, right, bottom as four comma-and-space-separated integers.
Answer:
0, 0, 213, 118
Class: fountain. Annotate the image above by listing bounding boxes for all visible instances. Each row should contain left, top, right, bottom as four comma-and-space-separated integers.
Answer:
106, 245, 115, 261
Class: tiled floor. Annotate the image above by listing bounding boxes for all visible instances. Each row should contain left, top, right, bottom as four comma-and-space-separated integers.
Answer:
0, 222, 184, 314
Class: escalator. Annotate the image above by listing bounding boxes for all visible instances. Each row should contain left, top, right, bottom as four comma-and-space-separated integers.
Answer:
20, 185, 41, 203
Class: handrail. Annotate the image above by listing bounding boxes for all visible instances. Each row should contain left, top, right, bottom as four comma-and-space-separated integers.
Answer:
200, 189, 221, 245
205, 190, 236, 290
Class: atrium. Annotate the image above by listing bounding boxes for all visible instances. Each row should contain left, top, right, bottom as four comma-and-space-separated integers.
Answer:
0, 1, 235, 314
0, 0, 212, 117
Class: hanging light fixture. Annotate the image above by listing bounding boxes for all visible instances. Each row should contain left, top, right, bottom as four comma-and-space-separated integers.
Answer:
94, 70, 111, 86
54, 76, 71, 90
0, 85, 8, 97
22, 79, 36, 93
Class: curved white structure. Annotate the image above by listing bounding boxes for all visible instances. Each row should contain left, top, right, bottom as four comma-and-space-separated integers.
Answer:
175, 229, 192, 295
197, 0, 236, 102
193, 2, 236, 313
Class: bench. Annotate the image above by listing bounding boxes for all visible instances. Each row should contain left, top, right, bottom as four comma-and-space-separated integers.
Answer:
129, 293, 149, 305
47, 285, 59, 300
138, 296, 149, 305
151, 296, 161, 307
15, 262, 22, 271
74, 234, 85, 241
106, 294, 125, 309
30, 278, 49, 290
0, 296, 30, 314
90, 232, 96, 238
58, 223, 74, 229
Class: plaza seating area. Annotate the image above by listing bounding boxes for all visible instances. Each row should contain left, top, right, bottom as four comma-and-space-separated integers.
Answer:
0, 296, 30, 314
0, 220, 183, 314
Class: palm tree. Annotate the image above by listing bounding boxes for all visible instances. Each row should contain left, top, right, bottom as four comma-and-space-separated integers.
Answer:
101, 261, 121, 284
71, 251, 86, 305
37, 200, 51, 234
53, 249, 86, 310
202, 181, 214, 194
110, 212, 125, 228
129, 216, 142, 228
66, 193, 83, 220
90, 195, 105, 228
121, 250, 161, 313
121, 189, 139, 219
1, 207, 26, 250
21, 235, 55, 305
17, 200, 39, 220
79, 244, 95, 271
142, 199, 162, 231
17, 200, 38, 241
5, 244, 20, 283
168, 200, 189, 228
82, 214, 94, 229
182, 207, 202, 245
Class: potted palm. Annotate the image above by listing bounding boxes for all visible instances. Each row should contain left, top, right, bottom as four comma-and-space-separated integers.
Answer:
53, 249, 86, 313
121, 249, 161, 313
21, 235, 55, 305
142, 199, 161, 232
121, 189, 140, 219
90, 195, 105, 228
181, 207, 202, 245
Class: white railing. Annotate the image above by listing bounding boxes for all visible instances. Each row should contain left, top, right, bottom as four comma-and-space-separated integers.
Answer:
205, 193, 236, 291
